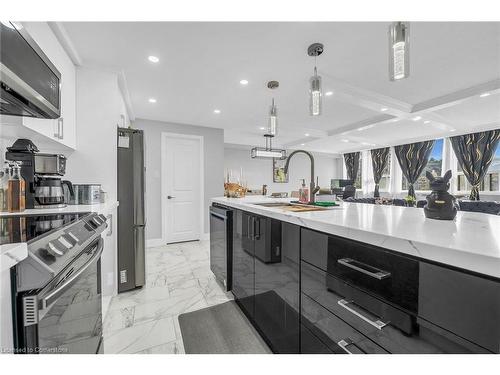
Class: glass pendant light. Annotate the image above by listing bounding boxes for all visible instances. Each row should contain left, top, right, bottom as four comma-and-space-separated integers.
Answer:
251, 81, 286, 160
268, 98, 278, 136
307, 43, 324, 116
309, 67, 322, 116
389, 22, 410, 81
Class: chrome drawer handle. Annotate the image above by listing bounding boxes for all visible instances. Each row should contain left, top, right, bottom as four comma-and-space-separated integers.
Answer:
337, 258, 391, 280
337, 338, 365, 354
338, 299, 389, 330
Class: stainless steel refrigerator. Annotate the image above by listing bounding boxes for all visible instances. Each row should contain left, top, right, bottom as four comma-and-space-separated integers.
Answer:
117, 128, 146, 293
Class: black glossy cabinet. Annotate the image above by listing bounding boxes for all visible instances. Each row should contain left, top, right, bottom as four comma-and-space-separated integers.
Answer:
254, 221, 300, 353
232, 210, 255, 318
232, 209, 301, 353
300, 227, 499, 354
230, 210, 500, 354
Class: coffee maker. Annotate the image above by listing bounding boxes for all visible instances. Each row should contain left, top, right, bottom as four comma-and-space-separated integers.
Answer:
5, 139, 74, 209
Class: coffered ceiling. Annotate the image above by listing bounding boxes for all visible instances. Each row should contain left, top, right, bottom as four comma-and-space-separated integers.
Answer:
58, 21, 500, 154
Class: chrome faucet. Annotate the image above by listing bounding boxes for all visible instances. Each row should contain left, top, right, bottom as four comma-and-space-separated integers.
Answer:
283, 150, 320, 203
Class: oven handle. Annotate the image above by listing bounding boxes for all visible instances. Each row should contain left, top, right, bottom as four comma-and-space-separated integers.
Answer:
40, 238, 104, 310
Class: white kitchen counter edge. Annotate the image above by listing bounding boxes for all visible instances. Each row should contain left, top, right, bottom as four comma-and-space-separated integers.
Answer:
0, 243, 28, 271
212, 196, 500, 279
0, 200, 119, 217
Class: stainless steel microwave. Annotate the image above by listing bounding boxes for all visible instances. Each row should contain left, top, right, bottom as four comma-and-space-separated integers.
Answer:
0, 21, 61, 119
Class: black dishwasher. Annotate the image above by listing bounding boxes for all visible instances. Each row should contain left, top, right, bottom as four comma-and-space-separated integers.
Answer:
209, 204, 233, 291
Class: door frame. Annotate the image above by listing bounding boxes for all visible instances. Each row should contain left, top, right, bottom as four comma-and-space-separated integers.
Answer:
160, 132, 204, 244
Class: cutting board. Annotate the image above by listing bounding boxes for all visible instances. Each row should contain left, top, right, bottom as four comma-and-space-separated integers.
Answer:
281, 205, 326, 212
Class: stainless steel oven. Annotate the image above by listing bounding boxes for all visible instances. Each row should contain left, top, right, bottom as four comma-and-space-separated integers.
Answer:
209, 205, 233, 291
3, 212, 108, 354
19, 238, 104, 354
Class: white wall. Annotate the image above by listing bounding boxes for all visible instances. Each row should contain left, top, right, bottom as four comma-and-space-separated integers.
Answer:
132, 118, 224, 241
224, 146, 343, 194
64, 67, 127, 202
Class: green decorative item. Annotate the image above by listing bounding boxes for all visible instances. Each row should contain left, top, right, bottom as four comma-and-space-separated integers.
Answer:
313, 201, 339, 207
403, 195, 417, 207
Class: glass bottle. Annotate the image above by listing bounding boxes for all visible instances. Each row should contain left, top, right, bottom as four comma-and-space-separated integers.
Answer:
7, 162, 26, 212
0, 162, 11, 212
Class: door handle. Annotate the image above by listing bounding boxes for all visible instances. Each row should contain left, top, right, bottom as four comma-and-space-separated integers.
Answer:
254, 217, 260, 240
167, 195, 175, 199
338, 299, 389, 330
337, 258, 391, 280
106, 214, 113, 237
337, 338, 366, 354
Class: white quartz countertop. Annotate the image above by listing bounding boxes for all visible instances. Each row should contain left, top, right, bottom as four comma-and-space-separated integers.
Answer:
212, 196, 500, 279
0, 243, 28, 271
0, 200, 119, 217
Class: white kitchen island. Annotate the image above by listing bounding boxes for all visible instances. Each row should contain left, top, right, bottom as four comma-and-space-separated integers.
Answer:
212, 196, 500, 279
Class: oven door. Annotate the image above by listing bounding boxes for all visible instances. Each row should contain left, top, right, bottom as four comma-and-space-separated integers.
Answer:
19, 238, 104, 354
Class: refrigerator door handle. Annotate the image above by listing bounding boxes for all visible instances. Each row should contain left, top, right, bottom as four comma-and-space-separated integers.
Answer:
134, 226, 146, 287
133, 131, 146, 226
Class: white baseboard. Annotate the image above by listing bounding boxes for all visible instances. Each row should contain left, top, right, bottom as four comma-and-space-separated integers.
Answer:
146, 238, 165, 248
200, 232, 210, 241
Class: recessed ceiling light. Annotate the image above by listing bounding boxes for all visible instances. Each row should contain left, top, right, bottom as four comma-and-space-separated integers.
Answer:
148, 98, 157, 103
240, 79, 249, 85
380, 107, 388, 112
213, 109, 221, 114
450, 128, 456, 132
341, 139, 350, 143
325, 91, 333, 96
423, 120, 431, 124
479, 92, 491, 98
304, 133, 310, 137
412, 116, 422, 121
148, 55, 159, 63
301, 143, 305, 146
259, 127, 265, 130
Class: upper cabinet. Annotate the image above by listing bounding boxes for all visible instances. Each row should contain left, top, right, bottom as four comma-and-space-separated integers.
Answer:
1, 22, 76, 150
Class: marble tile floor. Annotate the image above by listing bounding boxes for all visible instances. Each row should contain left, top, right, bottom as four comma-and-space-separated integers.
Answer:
102, 240, 233, 354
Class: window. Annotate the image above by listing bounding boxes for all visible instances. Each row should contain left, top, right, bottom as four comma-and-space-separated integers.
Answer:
354, 155, 362, 189
402, 139, 443, 191
379, 152, 391, 191
456, 143, 500, 193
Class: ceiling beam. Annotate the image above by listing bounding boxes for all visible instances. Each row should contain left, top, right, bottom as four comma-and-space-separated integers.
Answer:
411, 79, 500, 113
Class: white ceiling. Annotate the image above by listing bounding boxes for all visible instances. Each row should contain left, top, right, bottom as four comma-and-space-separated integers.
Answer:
60, 21, 500, 154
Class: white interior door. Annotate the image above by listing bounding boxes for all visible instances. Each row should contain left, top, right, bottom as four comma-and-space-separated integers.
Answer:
163, 134, 201, 243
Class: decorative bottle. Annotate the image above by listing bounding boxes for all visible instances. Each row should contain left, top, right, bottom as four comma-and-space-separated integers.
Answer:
0, 162, 11, 212
7, 162, 26, 212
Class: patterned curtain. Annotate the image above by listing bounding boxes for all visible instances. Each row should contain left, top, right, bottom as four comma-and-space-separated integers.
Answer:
371, 147, 390, 198
394, 140, 434, 199
450, 129, 500, 200
343, 152, 360, 183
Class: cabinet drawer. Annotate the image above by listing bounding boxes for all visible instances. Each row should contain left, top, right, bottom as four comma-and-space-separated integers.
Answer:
419, 263, 500, 353
327, 235, 419, 312
301, 293, 388, 354
302, 261, 436, 353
